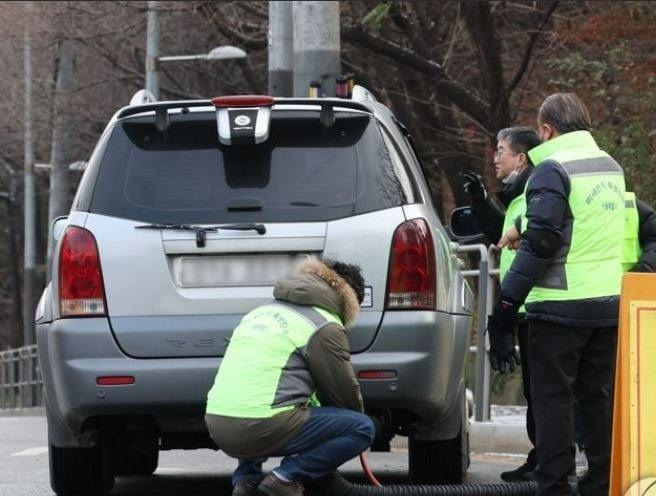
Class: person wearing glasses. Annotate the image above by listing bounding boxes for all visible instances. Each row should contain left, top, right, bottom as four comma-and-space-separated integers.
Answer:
462, 126, 541, 482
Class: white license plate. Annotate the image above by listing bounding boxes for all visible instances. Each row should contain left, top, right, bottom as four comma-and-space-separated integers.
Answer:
174, 254, 312, 288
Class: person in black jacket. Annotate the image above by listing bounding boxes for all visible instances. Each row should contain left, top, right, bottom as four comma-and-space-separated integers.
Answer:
500, 195, 656, 273
490, 93, 625, 496
463, 127, 541, 482
628, 197, 656, 272
463, 127, 540, 244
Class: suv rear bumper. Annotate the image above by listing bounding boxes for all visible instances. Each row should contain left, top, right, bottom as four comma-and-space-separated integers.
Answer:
37, 310, 471, 445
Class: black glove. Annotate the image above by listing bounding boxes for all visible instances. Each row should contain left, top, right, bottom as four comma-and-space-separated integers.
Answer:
486, 299, 520, 374
631, 261, 655, 273
462, 172, 487, 203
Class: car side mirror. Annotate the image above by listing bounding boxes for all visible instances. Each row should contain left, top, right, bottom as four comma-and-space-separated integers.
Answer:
51, 216, 68, 242
449, 207, 485, 242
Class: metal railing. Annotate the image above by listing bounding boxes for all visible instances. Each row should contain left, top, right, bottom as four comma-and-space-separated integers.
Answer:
0, 345, 43, 410
455, 243, 500, 422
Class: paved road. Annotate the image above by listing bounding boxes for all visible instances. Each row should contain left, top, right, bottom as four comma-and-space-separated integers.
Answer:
1, 416, 521, 496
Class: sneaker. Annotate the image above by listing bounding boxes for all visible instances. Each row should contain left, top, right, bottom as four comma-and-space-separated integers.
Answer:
258, 473, 304, 496
500, 462, 536, 482
233, 480, 260, 496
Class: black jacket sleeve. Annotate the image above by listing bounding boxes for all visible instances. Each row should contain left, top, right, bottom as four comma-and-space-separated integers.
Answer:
500, 161, 570, 304
471, 196, 505, 245
635, 199, 656, 272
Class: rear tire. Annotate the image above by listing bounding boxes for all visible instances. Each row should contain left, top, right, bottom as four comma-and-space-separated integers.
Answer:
49, 441, 114, 496
408, 392, 469, 484
114, 447, 159, 476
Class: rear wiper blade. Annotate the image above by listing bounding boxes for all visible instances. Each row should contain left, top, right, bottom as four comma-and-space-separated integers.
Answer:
135, 223, 208, 231
218, 223, 266, 235
134, 222, 266, 247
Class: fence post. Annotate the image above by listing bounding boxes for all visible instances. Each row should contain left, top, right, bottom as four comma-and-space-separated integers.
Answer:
0, 345, 43, 410
456, 244, 493, 422
0, 351, 5, 408
474, 250, 491, 422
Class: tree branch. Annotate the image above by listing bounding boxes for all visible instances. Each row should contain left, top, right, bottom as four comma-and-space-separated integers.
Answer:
201, 4, 267, 50
342, 25, 490, 128
462, 1, 504, 107
237, 1, 268, 20
237, 59, 265, 94
507, 0, 559, 94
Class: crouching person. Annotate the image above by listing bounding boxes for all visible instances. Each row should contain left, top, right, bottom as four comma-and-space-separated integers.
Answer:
205, 259, 375, 496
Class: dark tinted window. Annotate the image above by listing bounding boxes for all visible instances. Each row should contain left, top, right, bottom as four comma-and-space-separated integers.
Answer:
89, 111, 412, 223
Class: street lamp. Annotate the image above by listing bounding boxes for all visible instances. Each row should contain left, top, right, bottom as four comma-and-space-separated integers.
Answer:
159, 45, 247, 63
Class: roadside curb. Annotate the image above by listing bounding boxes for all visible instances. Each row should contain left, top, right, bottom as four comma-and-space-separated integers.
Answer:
469, 421, 530, 455
0, 407, 45, 417
391, 421, 531, 456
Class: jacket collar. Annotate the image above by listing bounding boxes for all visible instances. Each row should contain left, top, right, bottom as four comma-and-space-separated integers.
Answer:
272, 260, 360, 329
499, 164, 533, 205
528, 130, 598, 165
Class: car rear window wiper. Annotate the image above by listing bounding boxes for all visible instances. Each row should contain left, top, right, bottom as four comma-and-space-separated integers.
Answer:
135, 222, 266, 247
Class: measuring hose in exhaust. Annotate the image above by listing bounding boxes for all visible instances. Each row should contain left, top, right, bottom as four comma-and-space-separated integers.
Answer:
308, 473, 537, 496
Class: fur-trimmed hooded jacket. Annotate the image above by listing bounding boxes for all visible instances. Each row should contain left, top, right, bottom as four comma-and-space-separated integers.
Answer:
205, 259, 364, 459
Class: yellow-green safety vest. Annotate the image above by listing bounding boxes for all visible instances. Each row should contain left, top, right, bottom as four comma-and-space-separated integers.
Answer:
523, 130, 625, 304
622, 191, 642, 272
499, 194, 527, 313
206, 301, 340, 418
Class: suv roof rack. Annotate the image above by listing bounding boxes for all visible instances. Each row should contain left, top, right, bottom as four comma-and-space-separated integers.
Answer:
129, 89, 157, 106
116, 97, 374, 121
351, 85, 378, 103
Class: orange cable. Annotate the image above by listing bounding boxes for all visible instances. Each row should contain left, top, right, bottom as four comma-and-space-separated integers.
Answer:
359, 452, 383, 487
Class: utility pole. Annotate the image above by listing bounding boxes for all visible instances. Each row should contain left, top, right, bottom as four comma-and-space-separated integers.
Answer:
46, 39, 75, 281
292, 1, 340, 97
146, 0, 159, 99
268, 1, 294, 97
23, 2, 36, 346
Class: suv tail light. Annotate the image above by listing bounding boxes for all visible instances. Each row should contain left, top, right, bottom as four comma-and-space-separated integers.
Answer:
385, 219, 436, 310
59, 226, 106, 317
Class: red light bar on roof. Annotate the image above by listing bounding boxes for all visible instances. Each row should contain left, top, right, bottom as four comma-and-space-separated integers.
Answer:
211, 95, 274, 108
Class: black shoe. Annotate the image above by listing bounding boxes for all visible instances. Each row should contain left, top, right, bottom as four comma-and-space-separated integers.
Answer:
500, 462, 536, 482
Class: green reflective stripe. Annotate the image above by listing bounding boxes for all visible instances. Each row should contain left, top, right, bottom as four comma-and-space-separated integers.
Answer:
622, 191, 641, 271
522, 132, 625, 304
206, 303, 341, 418
528, 130, 598, 165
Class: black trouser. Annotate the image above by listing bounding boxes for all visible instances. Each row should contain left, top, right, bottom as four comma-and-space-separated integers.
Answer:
516, 318, 537, 469
528, 320, 617, 496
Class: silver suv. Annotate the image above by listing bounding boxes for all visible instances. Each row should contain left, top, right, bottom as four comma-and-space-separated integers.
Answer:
36, 87, 474, 495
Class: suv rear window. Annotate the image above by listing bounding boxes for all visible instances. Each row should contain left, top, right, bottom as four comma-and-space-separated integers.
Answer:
87, 110, 413, 223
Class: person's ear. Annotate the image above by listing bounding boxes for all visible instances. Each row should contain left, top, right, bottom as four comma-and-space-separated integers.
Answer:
539, 122, 554, 141
517, 152, 528, 167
